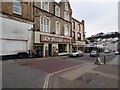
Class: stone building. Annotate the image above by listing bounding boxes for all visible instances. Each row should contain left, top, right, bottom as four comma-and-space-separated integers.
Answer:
33, 0, 73, 57
0, 1, 33, 59
71, 18, 85, 52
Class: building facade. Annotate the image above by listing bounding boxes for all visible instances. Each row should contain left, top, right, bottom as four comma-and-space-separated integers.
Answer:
33, 0, 73, 57
71, 18, 85, 52
0, 0, 86, 59
0, 1, 33, 59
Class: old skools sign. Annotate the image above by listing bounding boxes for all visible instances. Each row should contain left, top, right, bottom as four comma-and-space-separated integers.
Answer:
40, 35, 70, 43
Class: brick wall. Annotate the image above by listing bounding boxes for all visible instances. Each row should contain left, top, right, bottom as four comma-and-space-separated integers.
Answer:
34, 1, 72, 36
2, 2, 33, 21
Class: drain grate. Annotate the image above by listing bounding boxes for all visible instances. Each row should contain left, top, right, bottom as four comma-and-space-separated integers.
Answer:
19, 63, 32, 66
78, 76, 92, 83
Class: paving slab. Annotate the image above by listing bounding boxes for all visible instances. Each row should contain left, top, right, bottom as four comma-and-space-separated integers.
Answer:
93, 64, 118, 76
76, 72, 118, 88
2, 63, 47, 88
59, 63, 98, 80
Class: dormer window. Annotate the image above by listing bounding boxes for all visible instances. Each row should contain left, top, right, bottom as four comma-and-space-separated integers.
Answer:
41, 0, 49, 12
64, 12, 69, 21
65, 3, 68, 11
55, 6, 60, 17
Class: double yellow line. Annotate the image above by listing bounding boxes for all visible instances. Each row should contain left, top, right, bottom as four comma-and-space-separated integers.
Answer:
43, 64, 83, 90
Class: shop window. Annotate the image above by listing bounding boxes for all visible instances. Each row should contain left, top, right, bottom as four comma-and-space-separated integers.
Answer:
58, 44, 67, 53
13, 0, 22, 15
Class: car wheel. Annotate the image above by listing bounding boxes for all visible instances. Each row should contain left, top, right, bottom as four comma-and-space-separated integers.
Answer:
76, 54, 78, 57
81, 54, 83, 57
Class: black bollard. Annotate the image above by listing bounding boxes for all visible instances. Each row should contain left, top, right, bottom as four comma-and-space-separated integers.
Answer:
104, 56, 106, 64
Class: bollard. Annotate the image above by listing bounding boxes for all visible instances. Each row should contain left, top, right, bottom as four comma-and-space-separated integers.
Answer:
104, 56, 106, 64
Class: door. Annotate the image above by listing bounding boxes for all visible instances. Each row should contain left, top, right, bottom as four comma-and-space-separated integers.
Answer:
34, 46, 43, 57
48, 44, 52, 56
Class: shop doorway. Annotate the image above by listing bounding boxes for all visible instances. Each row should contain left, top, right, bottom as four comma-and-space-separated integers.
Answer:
34, 46, 43, 57
48, 44, 52, 56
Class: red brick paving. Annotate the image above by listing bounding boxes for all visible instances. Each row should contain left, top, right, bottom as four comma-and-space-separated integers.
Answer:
17, 57, 82, 73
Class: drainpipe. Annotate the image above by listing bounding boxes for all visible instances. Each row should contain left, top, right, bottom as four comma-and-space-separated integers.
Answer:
32, 1, 35, 51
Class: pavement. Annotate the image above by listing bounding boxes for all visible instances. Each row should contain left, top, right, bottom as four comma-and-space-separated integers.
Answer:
56, 55, 119, 88
1, 54, 119, 89
109, 55, 119, 65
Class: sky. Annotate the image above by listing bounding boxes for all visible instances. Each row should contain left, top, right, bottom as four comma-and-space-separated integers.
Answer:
56, 0, 119, 37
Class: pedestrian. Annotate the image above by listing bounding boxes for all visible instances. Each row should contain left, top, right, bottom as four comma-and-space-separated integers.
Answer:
94, 51, 103, 65
35, 47, 40, 58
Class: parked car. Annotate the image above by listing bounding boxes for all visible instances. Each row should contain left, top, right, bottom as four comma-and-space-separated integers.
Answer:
90, 50, 99, 57
69, 50, 83, 57
114, 51, 119, 55
104, 49, 111, 53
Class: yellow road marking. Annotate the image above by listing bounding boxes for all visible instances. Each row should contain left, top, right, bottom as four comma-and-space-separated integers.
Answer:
43, 63, 85, 90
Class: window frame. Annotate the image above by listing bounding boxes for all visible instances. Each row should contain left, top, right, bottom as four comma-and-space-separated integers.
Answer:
78, 24, 81, 31
41, 0, 49, 12
64, 12, 69, 21
72, 21, 75, 29
55, 21, 60, 35
77, 33, 81, 41
64, 24, 70, 36
55, 6, 60, 17
13, 0, 22, 15
40, 17, 50, 33
65, 3, 68, 11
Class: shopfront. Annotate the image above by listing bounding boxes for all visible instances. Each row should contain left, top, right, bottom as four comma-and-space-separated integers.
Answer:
34, 43, 43, 57
40, 35, 71, 57
72, 41, 85, 52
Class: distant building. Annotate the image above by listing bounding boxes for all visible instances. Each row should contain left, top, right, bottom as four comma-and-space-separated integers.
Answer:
71, 18, 85, 52
86, 33, 119, 52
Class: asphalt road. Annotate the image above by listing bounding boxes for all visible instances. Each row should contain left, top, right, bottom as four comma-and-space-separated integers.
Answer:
66, 52, 116, 63
2, 52, 117, 88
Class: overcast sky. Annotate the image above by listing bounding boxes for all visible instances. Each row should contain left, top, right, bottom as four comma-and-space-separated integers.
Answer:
56, 0, 119, 37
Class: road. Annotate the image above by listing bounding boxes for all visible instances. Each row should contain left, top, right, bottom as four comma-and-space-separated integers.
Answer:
62, 52, 116, 64
1, 52, 118, 89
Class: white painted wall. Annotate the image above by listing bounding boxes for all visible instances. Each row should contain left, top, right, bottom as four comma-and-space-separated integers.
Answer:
0, 17, 33, 55
0, 16, 2, 56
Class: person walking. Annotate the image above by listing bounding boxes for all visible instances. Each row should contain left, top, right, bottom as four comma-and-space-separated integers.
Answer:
94, 50, 103, 65
35, 47, 40, 58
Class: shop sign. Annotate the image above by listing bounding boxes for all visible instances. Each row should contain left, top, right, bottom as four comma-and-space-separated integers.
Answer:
73, 41, 85, 46
40, 35, 70, 43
